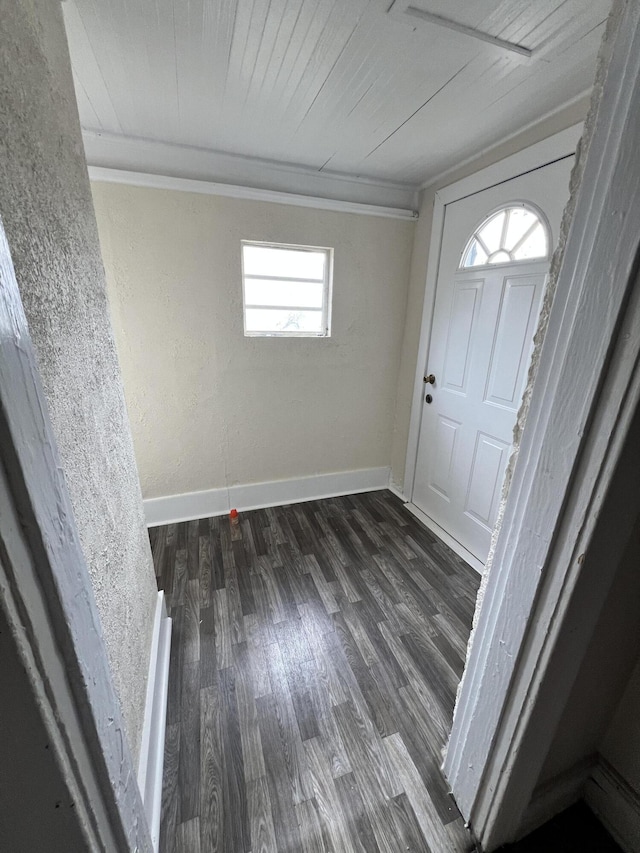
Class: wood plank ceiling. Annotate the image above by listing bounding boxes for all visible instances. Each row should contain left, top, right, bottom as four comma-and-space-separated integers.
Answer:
63, 0, 611, 190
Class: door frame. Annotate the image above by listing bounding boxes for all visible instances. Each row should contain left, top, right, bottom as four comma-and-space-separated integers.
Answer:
403, 122, 584, 570
444, 3, 640, 848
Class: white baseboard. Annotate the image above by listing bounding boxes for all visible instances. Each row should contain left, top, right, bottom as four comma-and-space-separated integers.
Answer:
144, 467, 391, 527
586, 757, 640, 853
137, 591, 172, 852
403, 502, 485, 574
517, 755, 596, 840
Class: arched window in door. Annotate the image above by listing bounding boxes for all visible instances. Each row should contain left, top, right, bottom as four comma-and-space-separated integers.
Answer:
460, 204, 549, 268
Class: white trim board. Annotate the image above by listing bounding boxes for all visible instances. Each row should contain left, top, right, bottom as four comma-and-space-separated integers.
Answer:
586, 758, 640, 853
421, 105, 586, 192
137, 591, 172, 853
83, 130, 418, 214
404, 503, 484, 575
89, 166, 418, 220
433, 124, 582, 205
403, 122, 583, 502
519, 756, 596, 840
144, 467, 391, 527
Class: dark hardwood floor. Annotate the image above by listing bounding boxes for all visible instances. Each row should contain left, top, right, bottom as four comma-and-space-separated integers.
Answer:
150, 489, 481, 853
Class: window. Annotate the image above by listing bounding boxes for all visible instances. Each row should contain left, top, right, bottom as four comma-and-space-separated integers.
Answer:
241, 241, 333, 337
460, 204, 549, 269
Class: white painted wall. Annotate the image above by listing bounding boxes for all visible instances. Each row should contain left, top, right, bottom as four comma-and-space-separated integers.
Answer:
92, 184, 414, 501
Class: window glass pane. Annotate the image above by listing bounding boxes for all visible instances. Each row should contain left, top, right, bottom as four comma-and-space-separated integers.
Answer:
477, 211, 505, 254
244, 279, 324, 309
463, 239, 488, 267
242, 245, 325, 279
460, 207, 548, 269
504, 208, 538, 252
514, 223, 547, 260
245, 308, 324, 334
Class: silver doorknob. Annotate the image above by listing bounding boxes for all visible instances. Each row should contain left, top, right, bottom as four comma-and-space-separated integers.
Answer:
423, 374, 436, 384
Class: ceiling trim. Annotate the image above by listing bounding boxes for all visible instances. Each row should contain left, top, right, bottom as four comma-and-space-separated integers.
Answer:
88, 166, 419, 221
82, 130, 419, 213
420, 92, 591, 191
435, 123, 583, 205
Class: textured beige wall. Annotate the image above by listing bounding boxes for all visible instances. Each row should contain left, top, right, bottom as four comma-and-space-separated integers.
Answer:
93, 184, 414, 499
389, 94, 592, 493
0, 0, 158, 762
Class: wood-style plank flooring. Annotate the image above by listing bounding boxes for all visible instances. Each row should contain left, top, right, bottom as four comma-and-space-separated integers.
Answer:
150, 490, 481, 853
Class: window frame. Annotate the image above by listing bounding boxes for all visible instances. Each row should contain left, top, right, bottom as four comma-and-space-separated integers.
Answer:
241, 240, 334, 338
459, 202, 551, 270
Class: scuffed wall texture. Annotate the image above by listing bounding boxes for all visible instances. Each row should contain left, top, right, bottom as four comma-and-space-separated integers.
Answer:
92, 185, 414, 498
389, 93, 592, 493
0, 0, 158, 762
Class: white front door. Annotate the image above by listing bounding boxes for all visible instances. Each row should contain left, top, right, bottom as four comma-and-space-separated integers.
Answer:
411, 157, 574, 564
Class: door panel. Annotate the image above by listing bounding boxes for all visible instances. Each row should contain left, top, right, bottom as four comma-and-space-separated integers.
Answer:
464, 432, 510, 529
411, 157, 574, 564
485, 277, 538, 409
442, 280, 483, 394
430, 415, 460, 501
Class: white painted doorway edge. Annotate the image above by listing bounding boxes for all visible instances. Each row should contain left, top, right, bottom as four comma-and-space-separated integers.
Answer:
0, 217, 153, 850
444, 3, 640, 849
402, 122, 583, 540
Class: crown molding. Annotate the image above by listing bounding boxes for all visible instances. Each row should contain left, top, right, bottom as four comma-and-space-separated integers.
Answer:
82, 130, 419, 215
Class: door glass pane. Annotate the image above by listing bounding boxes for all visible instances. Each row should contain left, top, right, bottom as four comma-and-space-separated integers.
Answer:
477, 211, 505, 254
504, 208, 537, 251
461, 206, 548, 268
463, 240, 488, 267
513, 223, 547, 259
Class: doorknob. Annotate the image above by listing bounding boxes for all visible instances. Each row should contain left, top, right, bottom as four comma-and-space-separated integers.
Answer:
423, 374, 436, 384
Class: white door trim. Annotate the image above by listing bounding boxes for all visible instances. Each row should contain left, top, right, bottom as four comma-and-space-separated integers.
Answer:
403, 123, 583, 509
444, 4, 640, 848
0, 217, 152, 850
